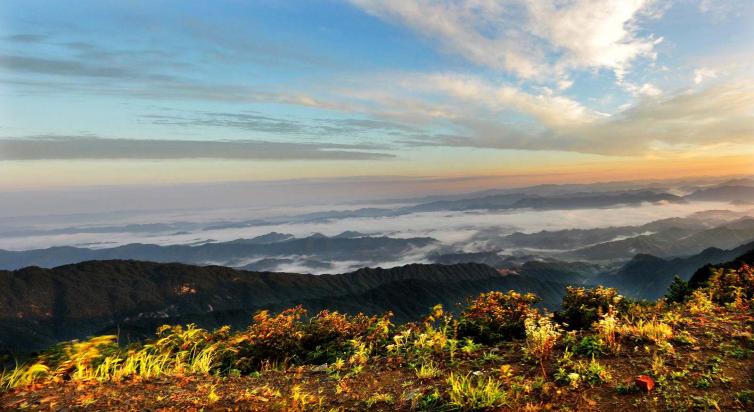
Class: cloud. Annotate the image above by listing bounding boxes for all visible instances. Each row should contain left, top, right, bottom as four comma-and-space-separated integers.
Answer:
4, 34, 47, 43
622, 81, 663, 97
0, 55, 141, 79
349, 0, 661, 81
694, 68, 717, 84
144, 113, 308, 135
415, 73, 598, 126
0, 136, 394, 161
143, 112, 418, 137
391, 78, 754, 155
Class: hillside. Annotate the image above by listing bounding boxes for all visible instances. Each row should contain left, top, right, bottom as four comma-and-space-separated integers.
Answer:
1, 250, 753, 411
0, 261, 567, 355
594, 240, 754, 300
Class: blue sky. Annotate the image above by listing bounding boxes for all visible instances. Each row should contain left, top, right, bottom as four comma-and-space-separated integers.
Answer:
0, 0, 753, 190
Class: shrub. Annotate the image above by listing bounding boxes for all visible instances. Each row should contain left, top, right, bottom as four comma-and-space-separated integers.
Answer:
413, 389, 444, 411
594, 307, 619, 351
615, 382, 640, 394
706, 265, 754, 306
524, 313, 562, 377
687, 289, 715, 315
446, 372, 507, 410
458, 290, 540, 343
384, 306, 456, 365
558, 286, 625, 330
574, 335, 607, 357
302, 310, 392, 363
232, 306, 308, 372
576, 357, 611, 385
554, 349, 610, 388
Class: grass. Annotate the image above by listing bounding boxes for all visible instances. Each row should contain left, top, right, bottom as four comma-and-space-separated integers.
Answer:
365, 393, 394, 407
414, 361, 442, 380
446, 372, 507, 410
1, 363, 49, 389
616, 318, 673, 343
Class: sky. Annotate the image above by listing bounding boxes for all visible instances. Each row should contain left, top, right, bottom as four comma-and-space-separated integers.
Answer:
0, 0, 753, 197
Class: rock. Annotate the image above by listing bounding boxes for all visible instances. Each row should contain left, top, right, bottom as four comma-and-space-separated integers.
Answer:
635, 375, 655, 392
311, 364, 329, 373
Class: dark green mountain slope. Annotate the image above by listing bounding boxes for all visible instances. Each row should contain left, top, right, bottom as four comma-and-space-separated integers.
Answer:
0, 260, 564, 355
594, 240, 754, 299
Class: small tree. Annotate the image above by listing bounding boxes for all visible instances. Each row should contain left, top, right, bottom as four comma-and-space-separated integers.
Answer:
665, 275, 689, 303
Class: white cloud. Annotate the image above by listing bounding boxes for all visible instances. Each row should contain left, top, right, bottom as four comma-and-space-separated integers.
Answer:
557, 79, 574, 90
349, 0, 662, 83
697, 0, 742, 19
694, 68, 717, 84
415, 73, 597, 127
622, 81, 663, 97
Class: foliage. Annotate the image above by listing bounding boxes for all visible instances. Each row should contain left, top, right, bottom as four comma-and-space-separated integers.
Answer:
233, 307, 308, 371
414, 360, 442, 380
524, 312, 562, 377
302, 310, 392, 363
4, 276, 754, 411
616, 319, 673, 344
458, 290, 540, 344
365, 393, 394, 407
665, 275, 690, 303
446, 372, 508, 410
735, 389, 754, 407
385, 304, 459, 367
1, 363, 49, 389
558, 286, 625, 330
688, 289, 715, 315
705, 265, 754, 307
574, 335, 607, 357
594, 306, 619, 352
554, 349, 611, 388
232, 307, 393, 372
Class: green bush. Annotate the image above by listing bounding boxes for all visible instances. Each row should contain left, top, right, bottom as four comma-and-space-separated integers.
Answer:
574, 335, 607, 357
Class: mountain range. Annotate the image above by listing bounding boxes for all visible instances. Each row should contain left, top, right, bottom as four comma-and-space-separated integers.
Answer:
4, 237, 754, 355
3, 210, 754, 274
0, 234, 436, 271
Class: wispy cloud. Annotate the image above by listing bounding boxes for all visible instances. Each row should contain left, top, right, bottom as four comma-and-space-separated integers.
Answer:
391, 79, 754, 155
0, 136, 394, 161
4, 34, 48, 43
0, 55, 144, 79
143, 112, 417, 138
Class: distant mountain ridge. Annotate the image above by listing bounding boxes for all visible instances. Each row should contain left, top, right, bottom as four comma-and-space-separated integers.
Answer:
0, 234, 436, 271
